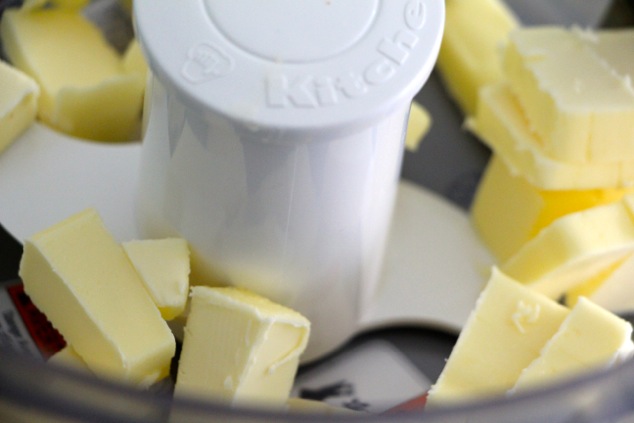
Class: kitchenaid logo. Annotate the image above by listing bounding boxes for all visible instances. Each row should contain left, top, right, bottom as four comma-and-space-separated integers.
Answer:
266, 0, 427, 109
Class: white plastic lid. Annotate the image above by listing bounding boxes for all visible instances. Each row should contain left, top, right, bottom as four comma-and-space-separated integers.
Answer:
134, 0, 444, 135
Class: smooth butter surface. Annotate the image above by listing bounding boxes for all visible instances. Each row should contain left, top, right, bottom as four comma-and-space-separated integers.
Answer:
123, 238, 190, 321
426, 268, 569, 405
502, 194, 634, 299
0, 8, 144, 141
175, 286, 310, 408
0, 60, 39, 154
472, 155, 633, 263
469, 83, 634, 190
504, 27, 634, 163
19, 208, 175, 384
513, 297, 634, 391
566, 253, 634, 314
436, 0, 518, 115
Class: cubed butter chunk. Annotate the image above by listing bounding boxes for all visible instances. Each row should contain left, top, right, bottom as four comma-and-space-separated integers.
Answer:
566, 254, 634, 314
175, 286, 310, 408
0, 60, 39, 154
436, 0, 518, 115
504, 27, 634, 163
19, 208, 175, 384
123, 238, 190, 321
468, 83, 634, 190
513, 297, 634, 392
0, 8, 144, 141
502, 194, 634, 299
405, 101, 431, 152
48, 345, 91, 373
426, 268, 569, 405
471, 155, 634, 262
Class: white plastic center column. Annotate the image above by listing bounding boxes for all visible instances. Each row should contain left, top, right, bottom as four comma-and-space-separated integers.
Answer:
134, 0, 444, 361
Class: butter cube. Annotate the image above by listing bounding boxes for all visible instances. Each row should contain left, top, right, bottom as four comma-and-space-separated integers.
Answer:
0, 60, 39, 154
427, 268, 569, 404
405, 101, 431, 152
502, 195, 634, 299
504, 27, 634, 163
469, 83, 634, 190
471, 155, 633, 262
566, 254, 634, 314
0, 8, 144, 141
513, 297, 634, 392
175, 286, 310, 408
123, 238, 190, 321
19, 208, 175, 384
48, 345, 91, 373
436, 0, 518, 115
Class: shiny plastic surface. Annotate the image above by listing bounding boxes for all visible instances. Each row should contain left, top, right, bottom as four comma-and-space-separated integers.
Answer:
134, 0, 444, 361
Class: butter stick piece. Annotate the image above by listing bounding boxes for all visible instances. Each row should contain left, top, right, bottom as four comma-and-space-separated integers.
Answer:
175, 286, 310, 408
468, 83, 634, 190
513, 297, 634, 392
123, 238, 190, 321
0, 60, 39, 154
502, 194, 634, 299
426, 268, 569, 405
0, 8, 144, 141
566, 253, 634, 314
19, 208, 175, 384
436, 0, 518, 115
503, 27, 634, 163
471, 155, 633, 262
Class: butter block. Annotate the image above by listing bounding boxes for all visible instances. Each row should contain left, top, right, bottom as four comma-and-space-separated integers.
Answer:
513, 297, 634, 392
426, 268, 569, 404
405, 101, 431, 152
502, 195, 634, 299
566, 254, 634, 314
504, 27, 634, 163
436, 0, 518, 115
19, 208, 175, 384
48, 345, 91, 373
471, 155, 633, 262
469, 83, 634, 190
123, 238, 190, 321
175, 286, 310, 408
0, 60, 39, 154
0, 8, 144, 141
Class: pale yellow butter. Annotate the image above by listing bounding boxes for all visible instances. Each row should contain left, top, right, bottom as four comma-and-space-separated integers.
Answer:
504, 27, 634, 164
502, 194, 634, 299
19, 208, 175, 384
123, 238, 190, 321
175, 286, 310, 408
48, 345, 91, 372
469, 83, 634, 190
566, 254, 634, 314
436, 0, 518, 115
405, 101, 431, 152
471, 155, 633, 263
0, 8, 144, 141
0, 60, 39, 154
513, 297, 634, 392
426, 268, 569, 404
